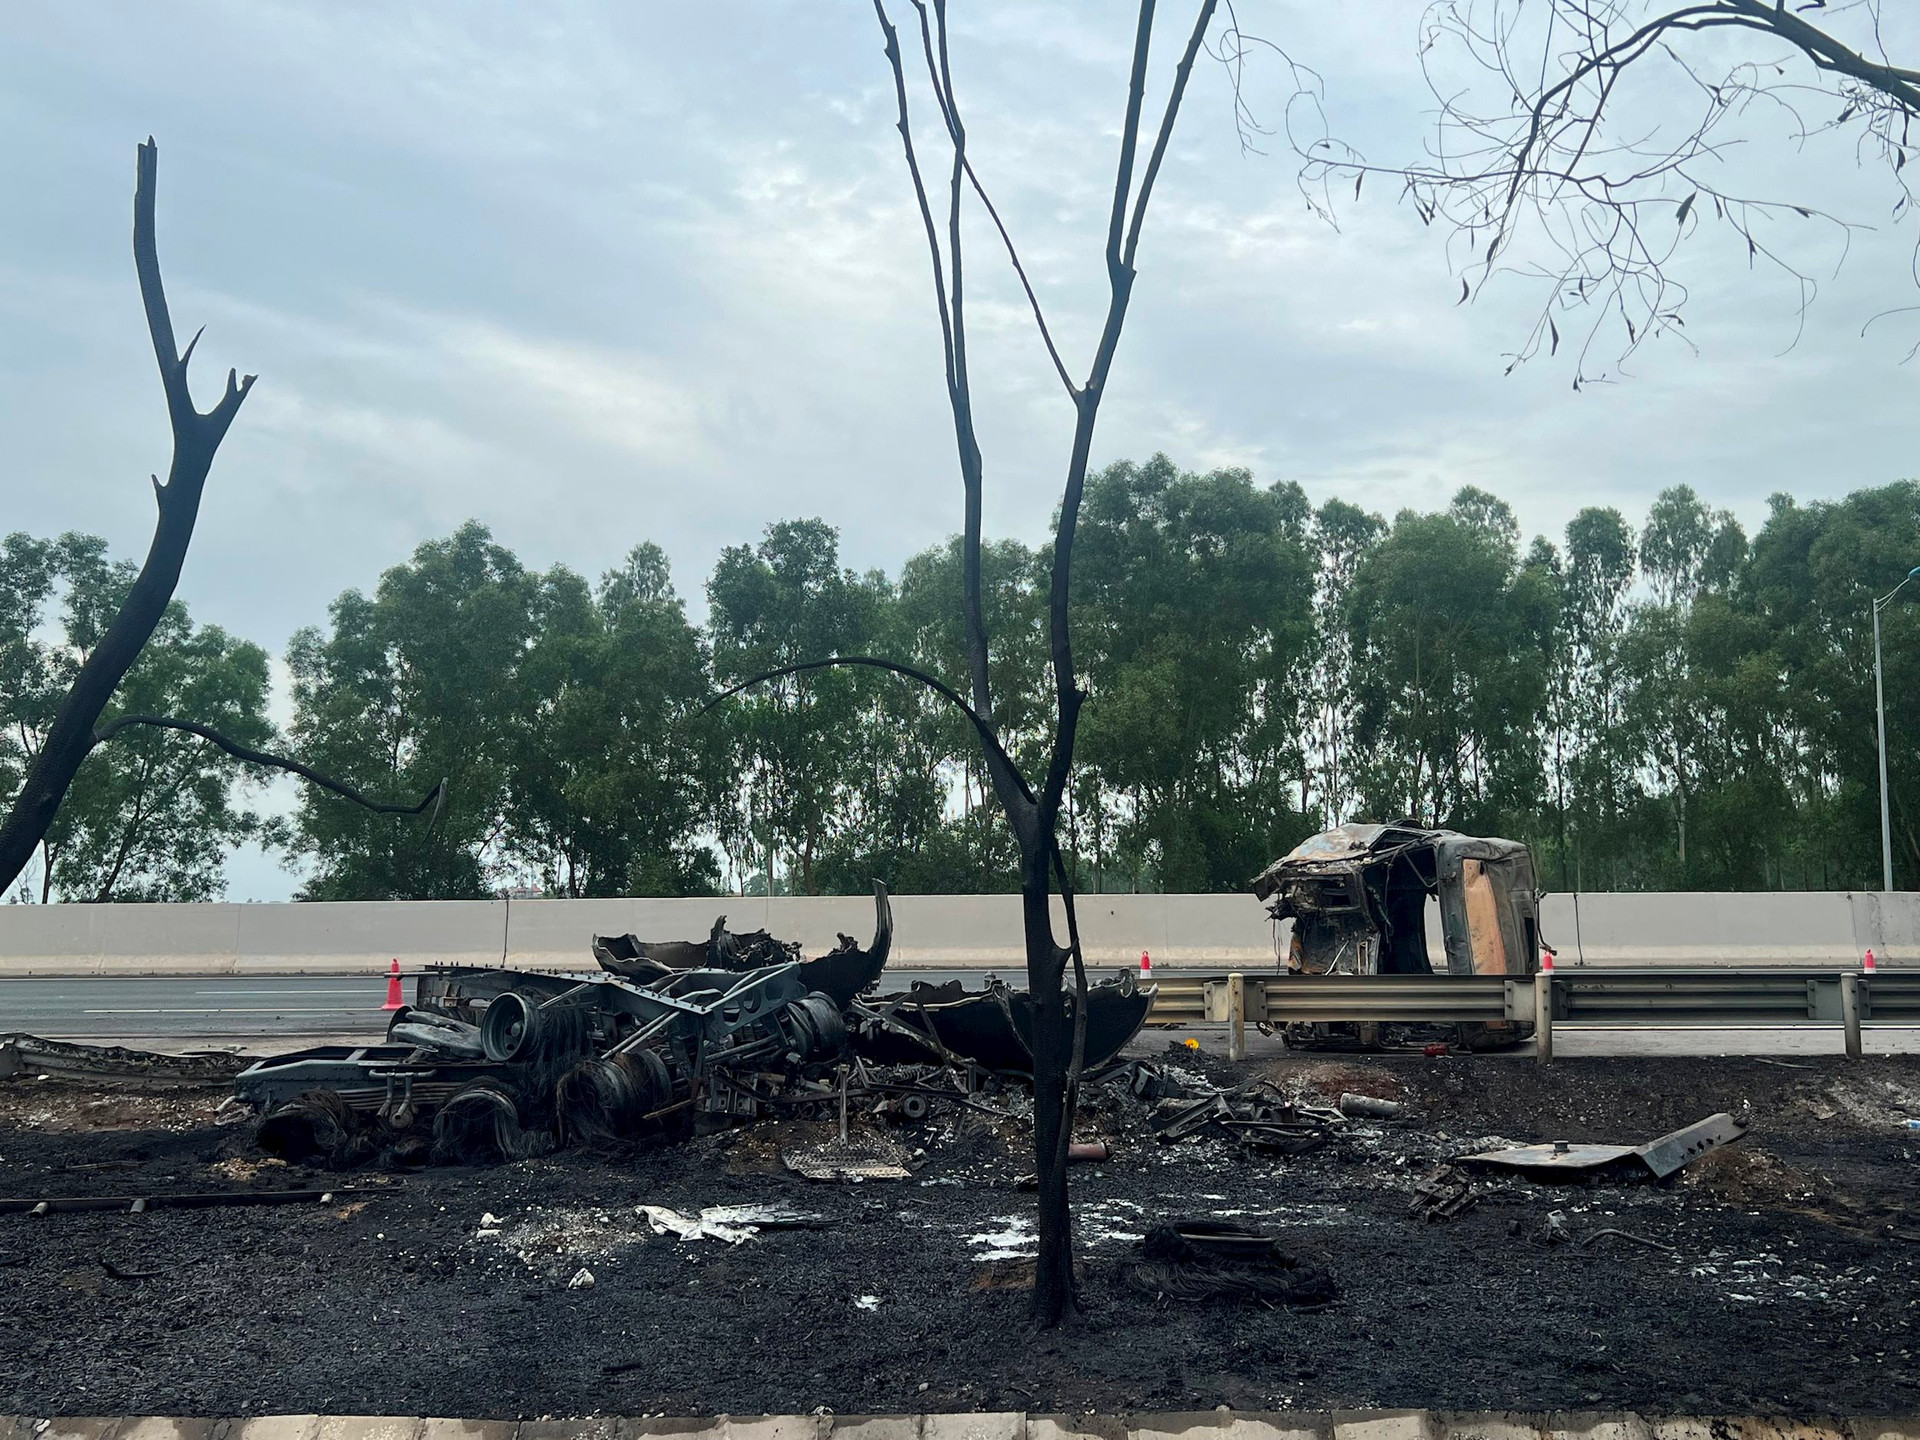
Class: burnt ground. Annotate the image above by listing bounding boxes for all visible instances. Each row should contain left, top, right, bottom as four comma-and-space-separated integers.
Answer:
1, 1047, 1918, 1420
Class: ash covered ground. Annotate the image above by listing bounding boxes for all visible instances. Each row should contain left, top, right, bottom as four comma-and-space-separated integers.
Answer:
1, 1046, 1917, 1419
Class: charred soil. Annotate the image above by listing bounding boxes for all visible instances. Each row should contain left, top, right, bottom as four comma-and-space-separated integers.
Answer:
0, 1050, 1916, 1419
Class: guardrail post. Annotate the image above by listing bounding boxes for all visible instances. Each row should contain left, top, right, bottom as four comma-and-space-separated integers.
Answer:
1534, 970, 1554, 1065
1227, 972, 1247, 1062
1841, 972, 1863, 1060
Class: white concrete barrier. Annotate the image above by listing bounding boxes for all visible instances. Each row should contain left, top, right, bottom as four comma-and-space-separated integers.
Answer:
1539, 891, 1916, 967
234, 901, 505, 975
0, 890, 1912, 977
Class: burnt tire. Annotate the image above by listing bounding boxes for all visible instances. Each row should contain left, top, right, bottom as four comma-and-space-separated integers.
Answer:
432, 1084, 534, 1164
554, 1051, 673, 1146
782, 993, 846, 1062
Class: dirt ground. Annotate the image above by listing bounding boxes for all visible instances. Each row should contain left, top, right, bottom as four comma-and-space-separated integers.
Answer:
1, 1046, 1917, 1420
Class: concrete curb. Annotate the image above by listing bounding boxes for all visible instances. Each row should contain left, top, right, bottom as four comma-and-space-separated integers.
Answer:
4, 1414, 1918, 1440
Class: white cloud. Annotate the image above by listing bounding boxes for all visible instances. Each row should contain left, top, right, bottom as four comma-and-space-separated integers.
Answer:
3, 1, 1918, 898
439, 317, 714, 468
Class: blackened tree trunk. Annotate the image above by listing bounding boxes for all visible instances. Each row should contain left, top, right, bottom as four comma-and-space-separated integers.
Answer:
853, 0, 1220, 1326
0, 141, 256, 896
707, 0, 1217, 1325
0, 142, 444, 897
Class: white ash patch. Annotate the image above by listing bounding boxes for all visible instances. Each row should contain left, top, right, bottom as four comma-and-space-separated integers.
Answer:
1685, 1248, 1884, 1306
965, 1214, 1036, 1259
482, 1204, 648, 1272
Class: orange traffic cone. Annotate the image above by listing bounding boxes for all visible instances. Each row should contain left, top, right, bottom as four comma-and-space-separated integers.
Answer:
1139, 949, 1152, 979
383, 958, 405, 1011
1864, 948, 1877, 974
1540, 947, 1555, 973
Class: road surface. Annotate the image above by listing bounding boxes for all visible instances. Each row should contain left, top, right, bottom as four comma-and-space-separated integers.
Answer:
3, 973, 1916, 1056
0, 969, 1009, 1041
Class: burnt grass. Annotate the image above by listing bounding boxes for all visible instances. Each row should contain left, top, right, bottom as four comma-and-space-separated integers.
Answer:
1, 1047, 1918, 1420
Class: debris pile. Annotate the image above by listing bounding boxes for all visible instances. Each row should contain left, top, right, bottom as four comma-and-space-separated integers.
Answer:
1148, 1078, 1346, 1156
1120, 1217, 1338, 1307
230, 883, 1157, 1169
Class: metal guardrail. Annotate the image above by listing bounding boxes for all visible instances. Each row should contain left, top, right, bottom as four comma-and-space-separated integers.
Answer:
1143, 968, 1919, 1062
1555, 968, 1920, 1023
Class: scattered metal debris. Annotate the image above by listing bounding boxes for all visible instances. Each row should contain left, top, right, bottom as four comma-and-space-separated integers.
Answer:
1150, 1080, 1344, 1156
638, 1203, 824, 1242
1, 1188, 364, 1215
1460, 1112, 1747, 1181
1581, 1227, 1677, 1253
1409, 1164, 1477, 1221
1339, 1092, 1406, 1119
0, 1034, 245, 1088
783, 1132, 915, 1181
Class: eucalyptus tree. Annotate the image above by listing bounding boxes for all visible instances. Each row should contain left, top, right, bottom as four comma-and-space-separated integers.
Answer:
2, 533, 272, 901
1559, 508, 1640, 885
1305, 499, 1386, 828
287, 523, 539, 900
1344, 492, 1557, 833
1743, 482, 1920, 887
707, 520, 888, 895
1071, 456, 1319, 890
504, 544, 723, 898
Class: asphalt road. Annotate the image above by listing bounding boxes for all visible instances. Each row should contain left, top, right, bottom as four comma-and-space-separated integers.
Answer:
0, 968, 1010, 1041
4, 973, 1916, 1056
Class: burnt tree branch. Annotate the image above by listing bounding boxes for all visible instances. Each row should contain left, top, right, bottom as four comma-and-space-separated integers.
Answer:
1287, 0, 1920, 376
911, 1, 1077, 398
91, 715, 448, 819
1042, 0, 1219, 827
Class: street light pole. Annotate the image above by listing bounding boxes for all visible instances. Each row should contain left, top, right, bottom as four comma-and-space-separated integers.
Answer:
1873, 566, 1920, 892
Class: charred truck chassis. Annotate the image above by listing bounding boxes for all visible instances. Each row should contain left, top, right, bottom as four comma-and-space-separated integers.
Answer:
236, 960, 850, 1142
1251, 822, 1543, 1051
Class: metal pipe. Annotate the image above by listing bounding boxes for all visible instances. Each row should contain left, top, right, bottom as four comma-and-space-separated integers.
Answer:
1534, 969, 1554, 1066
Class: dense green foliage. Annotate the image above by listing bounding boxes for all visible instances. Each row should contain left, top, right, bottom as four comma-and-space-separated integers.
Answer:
5, 459, 1916, 899
2, 533, 272, 900
284, 523, 722, 900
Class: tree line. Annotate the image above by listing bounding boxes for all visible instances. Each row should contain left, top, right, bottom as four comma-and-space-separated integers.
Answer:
4, 457, 1915, 902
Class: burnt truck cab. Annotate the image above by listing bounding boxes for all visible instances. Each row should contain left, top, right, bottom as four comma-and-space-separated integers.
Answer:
1251, 821, 1542, 1049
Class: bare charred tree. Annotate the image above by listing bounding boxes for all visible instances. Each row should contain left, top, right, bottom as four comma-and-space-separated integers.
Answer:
707, 0, 1220, 1325
0, 141, 440, 898
1291, 0, 1920, 379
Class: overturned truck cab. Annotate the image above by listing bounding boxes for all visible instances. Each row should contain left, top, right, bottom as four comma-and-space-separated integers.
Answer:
1251, 822, 1542, 1050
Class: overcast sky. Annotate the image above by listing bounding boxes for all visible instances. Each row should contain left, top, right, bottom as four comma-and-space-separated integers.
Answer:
3, 3, 1915, 899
